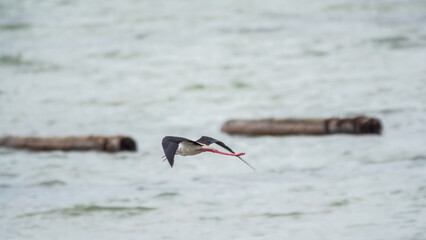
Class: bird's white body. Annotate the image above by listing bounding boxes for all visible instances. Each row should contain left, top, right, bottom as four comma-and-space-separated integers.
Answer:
176, 141, 215, 156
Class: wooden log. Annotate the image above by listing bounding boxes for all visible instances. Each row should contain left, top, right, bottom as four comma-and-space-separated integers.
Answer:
221, 116, 382, 136
0, 135, 137, 152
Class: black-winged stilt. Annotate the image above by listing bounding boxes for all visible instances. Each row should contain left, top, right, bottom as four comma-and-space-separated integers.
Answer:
161, 136, 255, 171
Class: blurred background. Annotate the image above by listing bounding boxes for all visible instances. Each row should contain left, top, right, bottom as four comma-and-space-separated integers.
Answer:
1, 0, 425, 239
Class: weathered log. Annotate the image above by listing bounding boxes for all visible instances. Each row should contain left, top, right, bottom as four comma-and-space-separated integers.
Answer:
0, 135, 137, 152
221, 116, 382, 136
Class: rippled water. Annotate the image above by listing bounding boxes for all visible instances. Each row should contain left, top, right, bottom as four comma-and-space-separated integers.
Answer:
1, 0, 426, 239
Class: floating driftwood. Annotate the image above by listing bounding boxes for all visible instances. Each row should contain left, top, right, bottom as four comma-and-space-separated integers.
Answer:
0, 135, 137, 152
221, 116, 382, 136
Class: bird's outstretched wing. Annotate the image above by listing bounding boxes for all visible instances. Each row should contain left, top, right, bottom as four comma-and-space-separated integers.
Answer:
196, 136, 256, 171
162, 136, 200, 167
162, 140, 178, 167
196, 136, 236, 153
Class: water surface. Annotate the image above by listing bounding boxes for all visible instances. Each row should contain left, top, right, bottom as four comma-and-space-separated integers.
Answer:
1, 0, 426, 239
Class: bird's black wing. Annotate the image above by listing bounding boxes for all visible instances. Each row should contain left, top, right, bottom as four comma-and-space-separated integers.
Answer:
196, 136, 236, 153
196, 136, 256, 171
162, 136, 201, 168
162, 140, 178, 167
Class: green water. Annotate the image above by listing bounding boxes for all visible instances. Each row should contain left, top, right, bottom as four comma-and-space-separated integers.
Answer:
1, 0, 426, 239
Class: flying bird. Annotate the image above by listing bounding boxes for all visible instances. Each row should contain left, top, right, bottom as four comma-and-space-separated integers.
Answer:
161, 136, 255, 171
